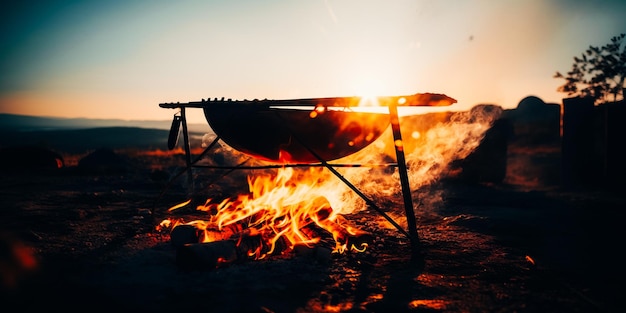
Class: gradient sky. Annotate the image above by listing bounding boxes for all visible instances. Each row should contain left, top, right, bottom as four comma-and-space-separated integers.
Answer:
1, 0, 625, 124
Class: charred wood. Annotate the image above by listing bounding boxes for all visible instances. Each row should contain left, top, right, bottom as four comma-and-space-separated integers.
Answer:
170, 224, 201, 249
176, 241, 238, 271
175, 235, 291, 270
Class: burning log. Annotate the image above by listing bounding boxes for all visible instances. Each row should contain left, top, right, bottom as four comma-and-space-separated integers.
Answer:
170, 224, 201, 249
176, 240, 238, 270
299, 215, 374, 253
169, 222, 247, 248
293, 244, 333, 264
176, 235, 291, 270
169, 212, 374, 270
162, 178, 376, 270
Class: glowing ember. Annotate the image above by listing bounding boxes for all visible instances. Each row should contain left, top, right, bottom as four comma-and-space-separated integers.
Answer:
408, 299, 448, 310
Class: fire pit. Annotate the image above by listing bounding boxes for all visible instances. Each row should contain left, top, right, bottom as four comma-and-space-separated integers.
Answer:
204, 106, 388, 163
158, 92, 456, 266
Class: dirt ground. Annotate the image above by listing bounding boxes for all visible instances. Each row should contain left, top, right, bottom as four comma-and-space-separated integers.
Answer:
1, 151, 624, 313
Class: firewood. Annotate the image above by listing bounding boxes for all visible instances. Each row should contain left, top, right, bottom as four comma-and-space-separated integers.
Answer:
175, 233, 297, 270
293, 243, 333, 264
314, 246, 332, 263
170, 224, 201, 248
176, 241, 238, 271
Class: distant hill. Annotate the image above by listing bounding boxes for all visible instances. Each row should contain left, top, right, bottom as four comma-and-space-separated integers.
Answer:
2, 127, 167, 153
0, 113, 210, 133
0, 114, 213, 154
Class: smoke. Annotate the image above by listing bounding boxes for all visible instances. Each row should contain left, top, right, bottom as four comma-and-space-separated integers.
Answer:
199, 105, 502, 214
336, 105, 503, 212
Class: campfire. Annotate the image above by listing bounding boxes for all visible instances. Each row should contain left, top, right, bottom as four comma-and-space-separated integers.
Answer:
158, 167, 374, 270
157, 93, 499, 270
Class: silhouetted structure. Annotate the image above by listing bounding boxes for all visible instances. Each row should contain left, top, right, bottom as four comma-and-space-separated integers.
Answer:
455, 105, 512, 184
506, 96, 561, 146
562, 97, 626, 189
601, 101, 626, 186
561, 97, 597, 188
502, 97, 562, 187
461, 117, 512, 184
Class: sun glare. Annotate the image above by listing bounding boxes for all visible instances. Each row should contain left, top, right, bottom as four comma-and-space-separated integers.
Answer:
352, 77, 389, 107
357, 95, 379, 107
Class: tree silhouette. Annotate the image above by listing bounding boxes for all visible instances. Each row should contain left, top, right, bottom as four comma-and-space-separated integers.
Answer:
554, 33, 626, 104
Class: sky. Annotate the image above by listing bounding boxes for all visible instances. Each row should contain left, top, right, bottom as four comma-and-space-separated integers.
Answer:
1, 0, 625, 124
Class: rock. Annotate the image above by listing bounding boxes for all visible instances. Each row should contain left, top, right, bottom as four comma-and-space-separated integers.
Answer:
0, 146, 64, 172
77, 148, 129, 175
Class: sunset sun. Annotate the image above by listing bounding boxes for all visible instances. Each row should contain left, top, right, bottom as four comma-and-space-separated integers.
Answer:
351, 77, 389, 107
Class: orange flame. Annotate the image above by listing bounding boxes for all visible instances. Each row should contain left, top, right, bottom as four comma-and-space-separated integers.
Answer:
165, 167, 369, 260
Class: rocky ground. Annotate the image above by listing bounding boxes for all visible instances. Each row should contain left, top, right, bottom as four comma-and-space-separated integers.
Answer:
0, 150, 624, 312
